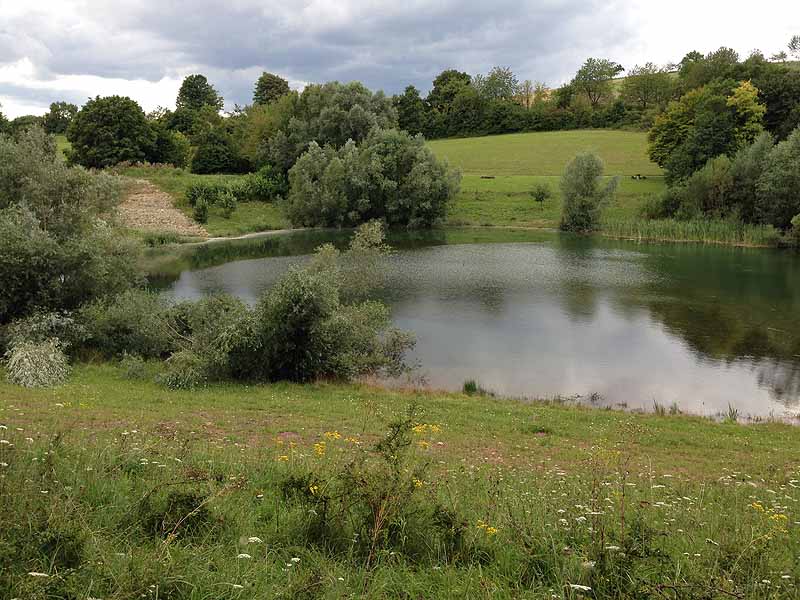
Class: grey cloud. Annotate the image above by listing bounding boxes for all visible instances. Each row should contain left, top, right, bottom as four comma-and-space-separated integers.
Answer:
2, 0, 639, 115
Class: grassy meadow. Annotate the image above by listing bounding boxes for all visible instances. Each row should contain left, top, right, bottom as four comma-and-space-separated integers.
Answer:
1, 364, 799, 598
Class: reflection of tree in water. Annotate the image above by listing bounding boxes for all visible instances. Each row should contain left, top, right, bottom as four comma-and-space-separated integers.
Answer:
609, 242, 800, 406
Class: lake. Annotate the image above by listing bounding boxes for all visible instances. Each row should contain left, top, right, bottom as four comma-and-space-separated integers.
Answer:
149, 229, 800, 417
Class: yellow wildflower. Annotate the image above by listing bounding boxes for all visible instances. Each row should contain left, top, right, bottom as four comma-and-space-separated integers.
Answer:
277, 455, 289, 462
418, 440, 429, 450
314, 442, 326, 457
485, 527, 498, 536
324, 431, 341, 440
412, 424, 427, 434
413, 478, 424, 488
309, 484, 319, 495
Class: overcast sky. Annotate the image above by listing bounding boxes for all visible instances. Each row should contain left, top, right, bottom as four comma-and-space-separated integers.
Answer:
1, 0, 798, 118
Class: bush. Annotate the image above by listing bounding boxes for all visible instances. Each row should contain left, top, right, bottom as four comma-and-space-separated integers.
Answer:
185, 181, 225, 207
4, 338, 70, 388
559, 152, 619, 232
191, 129, 238, 174
230, 166, 286, 202
0, 209, 141, 325
193, 197, 210, 223
79, 290, 175, 359
530, 182, 552, 207
228, 222, 414, 382
218, 188, 237, 219
2, 311, 86, 355
67, 96, 155, 168
286, 128, 460, 229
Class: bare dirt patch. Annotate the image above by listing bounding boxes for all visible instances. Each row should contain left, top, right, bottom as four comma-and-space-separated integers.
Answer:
119, 178, 208, 237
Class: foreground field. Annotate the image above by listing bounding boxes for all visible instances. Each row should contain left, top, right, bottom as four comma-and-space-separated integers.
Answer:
1, 365, 798, 598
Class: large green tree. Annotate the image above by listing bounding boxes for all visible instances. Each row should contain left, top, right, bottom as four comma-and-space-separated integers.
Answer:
571, 58, 623, 108
67, 96, 155, 168
472, 66, 520, 101
393, 85, 428, 136
426, 69, 471, 113
620, 63, 675, 110
253, 72, 290, 105
176, 74, 224, 111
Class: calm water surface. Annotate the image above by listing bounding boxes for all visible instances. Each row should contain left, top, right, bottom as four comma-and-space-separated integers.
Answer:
150, 230, 800, 417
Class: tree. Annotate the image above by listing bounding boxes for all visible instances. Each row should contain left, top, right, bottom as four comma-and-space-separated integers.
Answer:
191, 128, 238, 174
648, 81, 766, 181
286, 128, 460, 229
756, 126, 800, 229
770, 51, 788, 63
621, 63, 675, 110
752, 67, 800, 139
789, 35, 800, 60
253, 72, 290, 105
67, 96, 155, 168
9, 115, 43, 135
42, 101, 78, 134
473, 66, 520, 101
571, 58, 623, 108
559, 152, 618, 232
426, 69, 471, 113
394, 85, 428, 135
678, 47, 740, 91
176, 74, 223, 112
0, 103, 7, 134
518, 80, 534, 109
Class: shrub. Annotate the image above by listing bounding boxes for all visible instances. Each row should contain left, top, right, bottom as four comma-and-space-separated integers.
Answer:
186, 181, 224, 207
148, 123, 191, 168
119, 353, 148, 380
559, 152, 619, 232
286, 128, 460, 228
230, 166, 286, 202
678, 155, 733, 218
157, 350, 208, 389
530, 182, 552, 207
79, 290, 175, 359
4, 338, 70, 388
0, 209, 141, 325
191, 129, 237, 174
67, 96, 155, 168
228, 222, 414, 382
218, 188, 237, 219
2, 311, 86, 355
193, 197, 210, 223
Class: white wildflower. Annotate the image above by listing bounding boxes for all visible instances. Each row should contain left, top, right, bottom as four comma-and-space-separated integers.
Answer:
237, 553, 252, 559
247, 536, 263, 544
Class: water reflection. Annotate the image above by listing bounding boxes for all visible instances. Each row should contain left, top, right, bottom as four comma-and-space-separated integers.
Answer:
149, 229, 800, 416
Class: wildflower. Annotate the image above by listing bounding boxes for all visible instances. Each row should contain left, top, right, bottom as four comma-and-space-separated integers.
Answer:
568, 584, 591, 591
314, 442, 326, 456
429, 424, 442, 433
324, 431, 341, 440
232, 584, 244, 589
247, 537, 263, 544
28, 572, 49, 577
412, 424, 427, 434
291, 557, 300, 563
413, 478, 424, 488
237, 553, 252, 559
277, 455, 289, 462
418, 440, 429, 449
309, 484, 319, 495
476, 519, 487, 529
485, 527, 498, 536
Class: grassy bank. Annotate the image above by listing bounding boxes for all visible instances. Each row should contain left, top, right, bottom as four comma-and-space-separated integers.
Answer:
1, 365, 799, 598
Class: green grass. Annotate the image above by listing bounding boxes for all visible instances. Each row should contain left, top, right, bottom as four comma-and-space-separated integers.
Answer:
429, 130, 667, 229
119, 165, 290, 237
448, 174, 665, 228
1, 365, 798, 598
427, 130, 662, 177
54, 134, 70, 159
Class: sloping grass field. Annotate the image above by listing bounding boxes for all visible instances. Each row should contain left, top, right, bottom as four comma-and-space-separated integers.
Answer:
428, 130, 666, 228
1, 365, 799, 598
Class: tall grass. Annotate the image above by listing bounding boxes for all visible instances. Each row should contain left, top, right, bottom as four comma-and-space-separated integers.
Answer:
602, 218, 782, 247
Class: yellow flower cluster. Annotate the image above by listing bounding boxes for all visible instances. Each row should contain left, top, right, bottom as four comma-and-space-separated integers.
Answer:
277, 455, 289, 462
324, 431, 341, 440
412, 423, 442, 434
309, 484, 319, 495
476, 520, 498, 536
314, 442, 326, 457
413, 478, 424, 488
